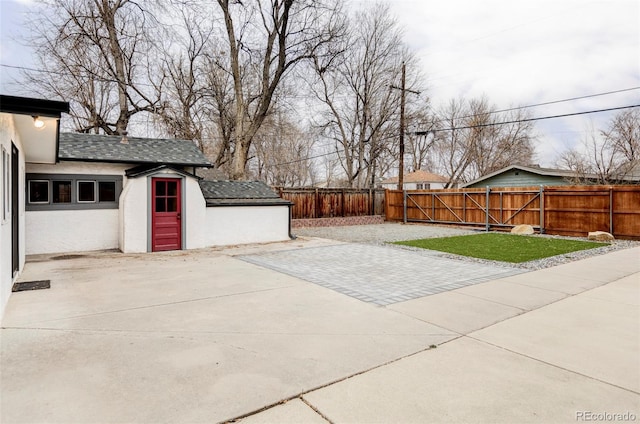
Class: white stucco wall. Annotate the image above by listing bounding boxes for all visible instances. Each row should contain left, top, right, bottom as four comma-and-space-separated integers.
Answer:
0, 114, 16, 318
26, 209, 119, 254
185, 177, 206, 250
24, 161, 128, 255
119, 170, 207, 253
0, 113, 25, 320
119, 176, 148, 253
203, 205, 290, 246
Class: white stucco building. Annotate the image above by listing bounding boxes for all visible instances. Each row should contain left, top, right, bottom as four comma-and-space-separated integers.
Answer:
1, 95, 292, 319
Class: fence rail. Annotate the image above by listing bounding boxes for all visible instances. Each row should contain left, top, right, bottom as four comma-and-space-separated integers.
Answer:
385, 185, 640, 239
278, 188, 385, 219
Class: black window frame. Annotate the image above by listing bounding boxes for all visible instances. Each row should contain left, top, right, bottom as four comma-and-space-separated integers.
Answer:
26, 173, 123, 211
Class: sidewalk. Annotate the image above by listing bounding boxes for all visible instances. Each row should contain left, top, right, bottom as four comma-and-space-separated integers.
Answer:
240, 247, 640, 423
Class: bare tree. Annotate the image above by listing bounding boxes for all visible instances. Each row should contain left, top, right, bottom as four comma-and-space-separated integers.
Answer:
25, 0, 162, 135
155, 9, 212, 151
429, 97, 536, 187
431, 98, 472, 188
557, 109, 640, 183
311, 3, 420, 188
250, 111, 315, 186
405, 110, 438, 172
214, 0, 344, 180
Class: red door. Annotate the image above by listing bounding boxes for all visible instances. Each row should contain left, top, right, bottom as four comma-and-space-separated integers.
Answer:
152, 178, 182, 252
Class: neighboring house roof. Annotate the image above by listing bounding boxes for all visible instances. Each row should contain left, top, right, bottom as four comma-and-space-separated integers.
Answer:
199, 180, 292, 206
381, 170, 448, 184
58, 133, 212, 167
460, 164, 598, 188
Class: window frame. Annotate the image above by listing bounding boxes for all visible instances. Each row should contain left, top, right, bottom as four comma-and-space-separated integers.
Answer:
26, 173, 123, 211
77, 180, 97, 203
28, 180, 50, 204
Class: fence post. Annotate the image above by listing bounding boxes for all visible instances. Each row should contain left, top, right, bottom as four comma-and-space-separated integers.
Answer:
315, 188, 319, 219
485, 186, 490, 232
539, 185, 545, 234
403, 190, 407, 224
609, 187, 614, 235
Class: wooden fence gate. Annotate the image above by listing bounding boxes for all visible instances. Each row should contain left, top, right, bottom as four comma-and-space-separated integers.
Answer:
385, 185, 640, 239
398, 187, 543, 231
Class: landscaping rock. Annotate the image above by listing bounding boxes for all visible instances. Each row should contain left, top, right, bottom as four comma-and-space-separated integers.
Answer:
587, 231, 615, 241
511, 224, 535, 235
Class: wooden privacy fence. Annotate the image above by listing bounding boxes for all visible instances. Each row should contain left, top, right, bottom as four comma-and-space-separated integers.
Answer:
385, 185, 640, 239
278, 188, 385, 219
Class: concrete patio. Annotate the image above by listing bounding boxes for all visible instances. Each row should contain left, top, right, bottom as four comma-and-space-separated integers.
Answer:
1, 235, 638, 423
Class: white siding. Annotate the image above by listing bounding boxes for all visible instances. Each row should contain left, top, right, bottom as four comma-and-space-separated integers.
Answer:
26, 209, 119, 254
204, 205, 290, 246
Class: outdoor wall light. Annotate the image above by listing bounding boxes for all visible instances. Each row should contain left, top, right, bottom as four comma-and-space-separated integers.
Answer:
32, 116, 45, 129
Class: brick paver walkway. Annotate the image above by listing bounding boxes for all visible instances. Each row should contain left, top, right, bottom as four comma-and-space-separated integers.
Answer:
240, 244, 525, 306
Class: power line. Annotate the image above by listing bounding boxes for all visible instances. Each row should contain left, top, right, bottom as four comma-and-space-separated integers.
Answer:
270, 104, 640, 167
413, 104, 640, 135
462, 86, 640, 117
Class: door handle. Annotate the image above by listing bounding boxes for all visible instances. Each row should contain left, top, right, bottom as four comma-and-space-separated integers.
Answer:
177, 212, 181, 220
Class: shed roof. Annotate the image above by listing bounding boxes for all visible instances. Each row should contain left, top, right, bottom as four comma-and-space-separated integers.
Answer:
199, 180, 292, 206
58, 133, 212, 167
381, 170, 448, 184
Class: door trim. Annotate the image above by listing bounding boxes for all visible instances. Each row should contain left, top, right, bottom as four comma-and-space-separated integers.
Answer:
11, 142, 19, 278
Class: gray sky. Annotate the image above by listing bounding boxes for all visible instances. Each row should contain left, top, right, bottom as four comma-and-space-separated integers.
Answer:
1, 0, 639, 166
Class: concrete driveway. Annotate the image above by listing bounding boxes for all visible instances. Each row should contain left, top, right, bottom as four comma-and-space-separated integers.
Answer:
1, 238, 457, 423
1, 235, 639, 423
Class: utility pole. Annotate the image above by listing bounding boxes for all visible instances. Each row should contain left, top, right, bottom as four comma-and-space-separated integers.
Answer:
391, 62, 420, 191
399, 62, 406, 191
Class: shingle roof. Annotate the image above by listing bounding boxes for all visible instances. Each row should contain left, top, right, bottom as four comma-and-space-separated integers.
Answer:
58, 133, 212, 167
199, 180, 292, 206
381, 170, 448, 184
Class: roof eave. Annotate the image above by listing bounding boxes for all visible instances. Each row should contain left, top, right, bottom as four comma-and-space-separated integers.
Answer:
0, 95, 70, 117
59, 157, 212, 168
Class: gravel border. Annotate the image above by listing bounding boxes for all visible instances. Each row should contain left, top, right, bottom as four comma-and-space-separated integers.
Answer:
294, 223, 639, 271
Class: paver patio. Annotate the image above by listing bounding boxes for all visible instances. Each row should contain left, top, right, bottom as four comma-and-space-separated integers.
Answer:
240, 243, 524, 305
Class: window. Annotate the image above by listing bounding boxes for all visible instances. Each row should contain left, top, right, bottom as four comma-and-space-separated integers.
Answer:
53, 181, 71, 203
26, 173, 122, 210
416, 183, 424, 190
99, 181, 116, 202
29, 181, 49, 204
77, 181, 96, 202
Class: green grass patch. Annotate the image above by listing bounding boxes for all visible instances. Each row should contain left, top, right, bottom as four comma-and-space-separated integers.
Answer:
393, 233, 606, 263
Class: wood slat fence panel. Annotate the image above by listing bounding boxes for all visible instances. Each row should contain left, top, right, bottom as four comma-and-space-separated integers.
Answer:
385, 185, 640, 239
278, 188, 385, 219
